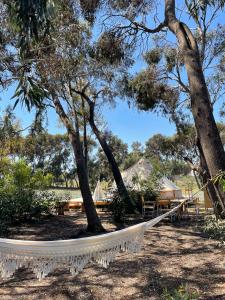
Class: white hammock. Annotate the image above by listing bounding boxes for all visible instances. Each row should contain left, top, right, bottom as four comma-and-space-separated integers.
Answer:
0, 201, 185, 280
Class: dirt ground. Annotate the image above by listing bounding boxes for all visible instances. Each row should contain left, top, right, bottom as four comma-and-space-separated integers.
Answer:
0, 211, 224, 300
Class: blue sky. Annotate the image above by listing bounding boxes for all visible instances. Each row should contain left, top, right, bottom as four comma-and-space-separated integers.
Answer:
0, 82, 176, 148
1, 86, 176, 146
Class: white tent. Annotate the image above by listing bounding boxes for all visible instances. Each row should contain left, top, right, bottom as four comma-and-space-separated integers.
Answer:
159, 177, 182, 199
121, 158, 183, 199
121, 158, 153, 188
93, 180, 105, 202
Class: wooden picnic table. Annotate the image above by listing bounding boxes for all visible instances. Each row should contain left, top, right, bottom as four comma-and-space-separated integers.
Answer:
63, 198, 112, 212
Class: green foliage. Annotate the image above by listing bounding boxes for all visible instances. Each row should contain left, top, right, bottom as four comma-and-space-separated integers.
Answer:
95, 31, 126, 65
130, 67, 179, 112
144, 49, 162, 65
166, 160, 190, 177
144, 130, 196, 177
0, 107, 23, 157
1, 160, 53, 190
92, 132, 128, 182
202, 215, 225, 246
175, 175, 197, 193
122, 141, 143, 170
6, 0, 55, 52
135, 169, 162, 192
22, 132, 73, 185
130, 67, 164, 110
0, 160, 61, 234
162, 284, 199, 300
130, 188, 158, 214
122, 152, 142, 170
110, 190, 128, 223
12, 76, 47, 112
185, 0, 225, 24
110, 173, 160, 222
32, 190, 70, 216
165, 48, 177, 72
80, 0, 101, 23
217, 170, 225, 191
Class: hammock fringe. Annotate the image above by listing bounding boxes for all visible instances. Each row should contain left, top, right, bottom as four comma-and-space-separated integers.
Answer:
0, 201, 185, 280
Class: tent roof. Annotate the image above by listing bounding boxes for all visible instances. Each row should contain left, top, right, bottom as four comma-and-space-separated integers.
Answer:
160, 177, 180, 191
121, 158, 153, 184
121, 158, 181, 192
93, 180, 105, 201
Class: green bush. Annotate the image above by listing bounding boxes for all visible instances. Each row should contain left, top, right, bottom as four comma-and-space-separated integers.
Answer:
110, 190, 127, 223
129, 189, 158, 213
0, 160, 65, 234
32, 190, 70, 216
109, 170, 160, 222
162, 284, 199, 300
202, 215, 225, 246
110, 187, 158, 223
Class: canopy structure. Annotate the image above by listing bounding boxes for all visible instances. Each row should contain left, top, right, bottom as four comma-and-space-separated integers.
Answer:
121, 158, 183, 199
66, 181, 105, 208
93, 180, 105, 202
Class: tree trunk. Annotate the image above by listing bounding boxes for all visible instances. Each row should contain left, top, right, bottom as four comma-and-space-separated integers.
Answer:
165, 0, 225, 216
193, 170, 201, 190
74, 177, 79, 188
197, 139, 224, 217
70, 132, 105, 231
81, 97, 88, 171
87, 99, 136, 212
52, 96, 105, 232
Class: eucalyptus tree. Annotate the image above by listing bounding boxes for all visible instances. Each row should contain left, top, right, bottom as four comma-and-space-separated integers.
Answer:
66, 37, 138, 211
0, 0, 54, 106
4, 1, 225, 216
0, 107, 23, 159
86, 0, 225, 216
20, 3, 138, 211
72, 86, 137, 211
7, 0, 105, 232
92, 131, 129, 181
3, 0, 54, 52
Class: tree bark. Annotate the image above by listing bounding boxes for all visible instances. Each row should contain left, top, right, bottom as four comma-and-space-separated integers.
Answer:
165, 0, 225, 216
85, 96, 136, 212
81, 96, 88, 171
52, 95, 105, 232
197, 139, 225, 217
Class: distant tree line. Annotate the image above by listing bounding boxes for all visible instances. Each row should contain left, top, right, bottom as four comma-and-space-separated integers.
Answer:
4, 106, 222, 189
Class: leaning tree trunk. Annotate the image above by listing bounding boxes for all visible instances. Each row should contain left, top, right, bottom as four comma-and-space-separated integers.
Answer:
196, 139, 224, 217
52, 96, 105, 232
81, 97, 88, 171
87, 98, 136, 212
165, 0, 225, 216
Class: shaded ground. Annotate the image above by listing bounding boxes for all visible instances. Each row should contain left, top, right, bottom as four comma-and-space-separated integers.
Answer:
0, 211, 224, 300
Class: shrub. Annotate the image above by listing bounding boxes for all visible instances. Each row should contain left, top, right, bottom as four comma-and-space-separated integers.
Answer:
110, 190, 127, 223
162, 284, 199, 300
129, 189, 158, 213
109, 170, 160, 222
202, 215, 225, 247
110, 187, 158, 223
32, 190, 70, 216
0, 160, 65, 234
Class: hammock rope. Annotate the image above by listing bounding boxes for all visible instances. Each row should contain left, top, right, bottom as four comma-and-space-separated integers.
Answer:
0, 200, 186, 280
